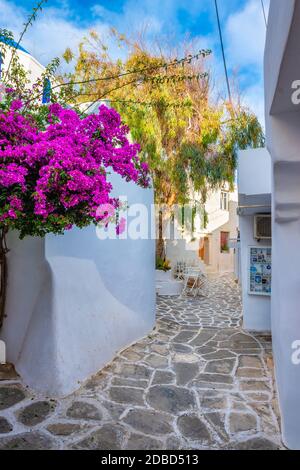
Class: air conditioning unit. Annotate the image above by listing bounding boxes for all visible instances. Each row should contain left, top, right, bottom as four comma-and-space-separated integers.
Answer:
254, 214, 272, 239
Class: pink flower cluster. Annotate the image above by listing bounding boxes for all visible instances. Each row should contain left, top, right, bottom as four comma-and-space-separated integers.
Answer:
0, 100, 150, 237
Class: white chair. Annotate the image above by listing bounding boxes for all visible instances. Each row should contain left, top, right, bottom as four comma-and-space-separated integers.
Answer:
182, 265, 207, 297
174, 261, 187, 280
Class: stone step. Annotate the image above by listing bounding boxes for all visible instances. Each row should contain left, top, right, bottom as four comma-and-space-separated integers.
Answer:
156, 279, 184, 296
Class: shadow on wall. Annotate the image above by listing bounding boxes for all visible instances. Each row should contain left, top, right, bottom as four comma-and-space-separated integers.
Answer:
0, 173, 156, 397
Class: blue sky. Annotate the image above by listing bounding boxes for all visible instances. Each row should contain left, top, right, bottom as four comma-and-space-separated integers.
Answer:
1, 0, 269, 124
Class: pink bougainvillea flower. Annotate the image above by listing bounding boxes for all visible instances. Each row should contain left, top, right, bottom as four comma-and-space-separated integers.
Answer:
96, 203, 116, 223
0, 100, 150, 238
10, 99, 23, 111
116, 217, 127, 235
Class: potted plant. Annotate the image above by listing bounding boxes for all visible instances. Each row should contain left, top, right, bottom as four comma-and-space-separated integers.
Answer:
155, 256, 173, 283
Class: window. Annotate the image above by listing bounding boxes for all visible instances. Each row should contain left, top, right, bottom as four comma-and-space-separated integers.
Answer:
220, 191, 229, 211
220, 231, 230, 253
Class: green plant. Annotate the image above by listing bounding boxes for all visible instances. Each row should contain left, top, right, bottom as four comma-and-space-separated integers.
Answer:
156, 257, 171, 272
221, 243, 230, 253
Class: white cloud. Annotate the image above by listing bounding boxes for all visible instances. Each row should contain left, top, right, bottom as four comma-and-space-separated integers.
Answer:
241, 82, 265, 128
25, 16, 89, 65
0, 0, 24, 32
225, 0, 268, 69
222, 0, 270, 126
1, 0, 165, 68
1, 0, 111, 67
0, 0, 267, 125
1, 2, 73, 62
91, 4, 107, 19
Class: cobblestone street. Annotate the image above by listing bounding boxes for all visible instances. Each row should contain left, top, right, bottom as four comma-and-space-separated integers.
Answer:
0, 275, 283, 450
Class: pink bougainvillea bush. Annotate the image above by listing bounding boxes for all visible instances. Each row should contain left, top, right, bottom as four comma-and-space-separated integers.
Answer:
0, 89, 150, 238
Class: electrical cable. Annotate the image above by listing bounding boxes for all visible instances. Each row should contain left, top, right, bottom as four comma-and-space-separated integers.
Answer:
214, 0, 232, 103
261, 0, 267, 28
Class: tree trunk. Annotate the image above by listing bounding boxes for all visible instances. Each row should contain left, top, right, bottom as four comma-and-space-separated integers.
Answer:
156, 209, 165, 259
0, 227, 8, 330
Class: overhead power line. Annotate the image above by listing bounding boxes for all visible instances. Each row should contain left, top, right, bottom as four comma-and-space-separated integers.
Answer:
261, 0, 267, 28
214, 0, 232, 104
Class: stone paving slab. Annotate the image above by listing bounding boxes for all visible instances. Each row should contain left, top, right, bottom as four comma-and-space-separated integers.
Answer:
0, 274, 284, 450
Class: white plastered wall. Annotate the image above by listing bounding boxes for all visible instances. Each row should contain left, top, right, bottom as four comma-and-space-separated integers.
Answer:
0, 173, 155, 396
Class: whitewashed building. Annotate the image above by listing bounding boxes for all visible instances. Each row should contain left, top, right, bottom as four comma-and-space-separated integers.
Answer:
237, 148, 272, 331
264, 0, 300, 450
166, 186, 238, 274
0, 36, 45, 83
0, 40, 156, 396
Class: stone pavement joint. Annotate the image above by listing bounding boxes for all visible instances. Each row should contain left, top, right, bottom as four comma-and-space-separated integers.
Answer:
0, 274, 283, 450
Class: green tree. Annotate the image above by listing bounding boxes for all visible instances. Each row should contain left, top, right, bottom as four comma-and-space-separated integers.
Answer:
60, 30, 264, 256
